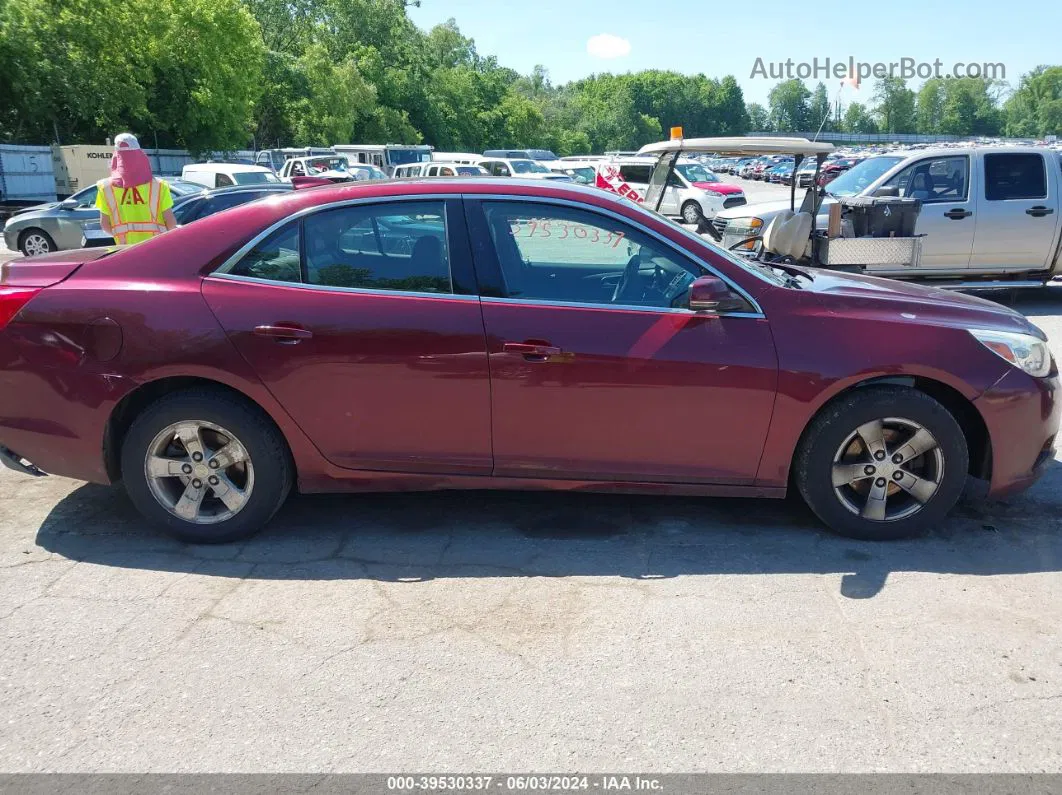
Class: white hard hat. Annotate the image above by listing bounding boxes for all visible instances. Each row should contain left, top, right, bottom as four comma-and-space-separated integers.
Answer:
114, 133, 141, 151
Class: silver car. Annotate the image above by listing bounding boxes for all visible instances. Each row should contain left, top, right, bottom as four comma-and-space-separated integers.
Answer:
2, 179, 204, 256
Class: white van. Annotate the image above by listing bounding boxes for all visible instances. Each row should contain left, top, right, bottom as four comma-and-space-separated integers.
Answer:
181, 163, 280, 189
602, 157, 746, 223
431, 152, 482, 165
393, 163, 429, 179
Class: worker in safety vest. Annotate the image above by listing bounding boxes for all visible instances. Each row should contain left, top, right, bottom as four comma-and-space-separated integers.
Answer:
95, 133, 176, 245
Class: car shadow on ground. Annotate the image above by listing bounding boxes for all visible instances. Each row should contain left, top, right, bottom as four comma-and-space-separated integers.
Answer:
35, 459, 1062, 600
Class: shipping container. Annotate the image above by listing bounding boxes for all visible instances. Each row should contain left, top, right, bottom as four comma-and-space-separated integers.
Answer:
0, 144, 57, 206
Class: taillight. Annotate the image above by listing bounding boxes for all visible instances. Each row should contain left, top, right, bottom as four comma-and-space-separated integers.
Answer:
0, 287, 42, 330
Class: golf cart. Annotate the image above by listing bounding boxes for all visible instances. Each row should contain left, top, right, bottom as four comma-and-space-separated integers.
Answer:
637, 136, 924, 274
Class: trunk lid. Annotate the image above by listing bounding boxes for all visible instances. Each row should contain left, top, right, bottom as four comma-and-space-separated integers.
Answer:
1, 248, 115, 288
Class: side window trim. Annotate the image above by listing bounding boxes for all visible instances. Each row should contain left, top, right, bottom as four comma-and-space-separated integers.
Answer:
984, 152, 1048, 202
213, 195, 478, 298
462, 195, 763, 317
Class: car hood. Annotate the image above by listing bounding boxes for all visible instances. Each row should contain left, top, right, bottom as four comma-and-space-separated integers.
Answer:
692, 182, 744, 195
797, 269, 1040, 336
5, 203, 59, 222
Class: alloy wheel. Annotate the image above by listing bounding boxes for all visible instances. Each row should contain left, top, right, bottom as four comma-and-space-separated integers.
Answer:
831, 417, 944, 522
22, 233, 52, 257
682, 203, 701, 224
144, 420, 255, 525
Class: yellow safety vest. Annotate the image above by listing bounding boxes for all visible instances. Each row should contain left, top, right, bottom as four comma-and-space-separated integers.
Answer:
96, 178, 168, 245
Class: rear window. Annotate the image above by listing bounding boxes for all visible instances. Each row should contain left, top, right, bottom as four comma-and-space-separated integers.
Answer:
233, 171, 279, 186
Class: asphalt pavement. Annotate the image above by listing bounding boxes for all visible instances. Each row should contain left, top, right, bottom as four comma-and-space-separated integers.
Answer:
1, 179, 1061, 773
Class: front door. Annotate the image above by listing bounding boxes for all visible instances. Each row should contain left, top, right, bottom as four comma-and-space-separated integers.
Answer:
56, 185, 102, 249
202, 198, 492, 475
879, 154, 974, 271
466, 199, 778, 484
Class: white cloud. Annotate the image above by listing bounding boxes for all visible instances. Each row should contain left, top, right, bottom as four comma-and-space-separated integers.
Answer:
586, 33, 631, 60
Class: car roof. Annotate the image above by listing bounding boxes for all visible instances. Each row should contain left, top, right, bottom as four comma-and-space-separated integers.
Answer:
639, 136, 834, 157
190, 163, 273, 173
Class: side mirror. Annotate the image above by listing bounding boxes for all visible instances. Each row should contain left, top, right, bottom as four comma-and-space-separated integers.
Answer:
688, 275, 748, 313
873, 186, 899, 197
59, 198, 78, 210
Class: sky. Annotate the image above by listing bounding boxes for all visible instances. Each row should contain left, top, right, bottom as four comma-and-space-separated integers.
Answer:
408, 0, 1060, 107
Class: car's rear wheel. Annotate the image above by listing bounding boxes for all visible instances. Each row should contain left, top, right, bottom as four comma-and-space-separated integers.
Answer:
795, 386, 968, 541
121, 389, 293, 543
18, 228, 55, 257
681, 201, 704, 225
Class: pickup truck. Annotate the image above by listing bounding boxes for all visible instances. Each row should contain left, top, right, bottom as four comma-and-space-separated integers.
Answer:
713, 147, 1062, 285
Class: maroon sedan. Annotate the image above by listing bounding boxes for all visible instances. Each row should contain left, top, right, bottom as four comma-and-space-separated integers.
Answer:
0, 179, 1057, 543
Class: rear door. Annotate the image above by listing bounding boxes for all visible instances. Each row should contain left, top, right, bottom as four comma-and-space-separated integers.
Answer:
971, 152, 1060, 272
202, 197, 492, 475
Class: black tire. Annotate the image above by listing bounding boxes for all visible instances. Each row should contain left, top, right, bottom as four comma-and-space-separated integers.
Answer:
18, 228, 56, 257
121, 388, 293, 544
795, 386, 968, 541
681, 201, 704, 225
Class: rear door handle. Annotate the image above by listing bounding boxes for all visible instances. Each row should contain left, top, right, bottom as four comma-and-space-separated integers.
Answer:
503, 341, 563, 361
944, 208, 972, 220
254, 324, 313, 344
1027, 206, 1055, 217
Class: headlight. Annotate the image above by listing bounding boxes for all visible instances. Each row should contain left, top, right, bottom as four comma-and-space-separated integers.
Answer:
969, 329, 1053, 378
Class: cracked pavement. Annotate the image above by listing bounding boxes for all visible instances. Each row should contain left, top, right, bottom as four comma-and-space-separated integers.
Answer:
1, 241, 1062, 773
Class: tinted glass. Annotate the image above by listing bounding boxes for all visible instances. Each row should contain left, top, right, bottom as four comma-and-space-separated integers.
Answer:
482, 202, 701, 309
233, 171, 279, 185
230, 223, 301, 283
304, 201, 451, 294
619, 164, 653, 183
984, 153, 1047, 201
172, 197, 205, 225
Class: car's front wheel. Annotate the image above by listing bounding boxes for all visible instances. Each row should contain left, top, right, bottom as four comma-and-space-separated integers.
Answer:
121, 389, 293, 543
681, 201, 705, 225
18, 228, 55, 257
795, 386, 969, 541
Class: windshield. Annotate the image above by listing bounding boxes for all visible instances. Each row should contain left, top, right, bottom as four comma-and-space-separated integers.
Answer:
512, 160, 549, 174
233, 171, 280, 185
676, 164, 717, 183
527, 149, 559, 161
306, 158, 346, 174
457, 166, 484, 176
826, 156, 904, 196
389, 148, 432, 166
563, 166, 597, 184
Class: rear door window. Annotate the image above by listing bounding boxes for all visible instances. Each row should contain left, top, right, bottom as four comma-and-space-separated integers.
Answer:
984, 153, 1047, 201
303, 201, 452, 294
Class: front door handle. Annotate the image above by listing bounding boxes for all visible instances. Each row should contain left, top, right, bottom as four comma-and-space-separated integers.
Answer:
1027, 206, 1055, 218
254, 324, 313, 344
944, 208, 972, 220
503, 341, 563, 361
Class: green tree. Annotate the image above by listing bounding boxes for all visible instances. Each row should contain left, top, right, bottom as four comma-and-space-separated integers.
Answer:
746, 102, 771, 131
871, 77, 916, 134
808, 82, 832, 133
842, 102, 878, 134
938, 78, 1002, 136
915, 79, 945, 134
148, 0, 266, 152
767, 79, 811, 132
1005, 66, 1062, 137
